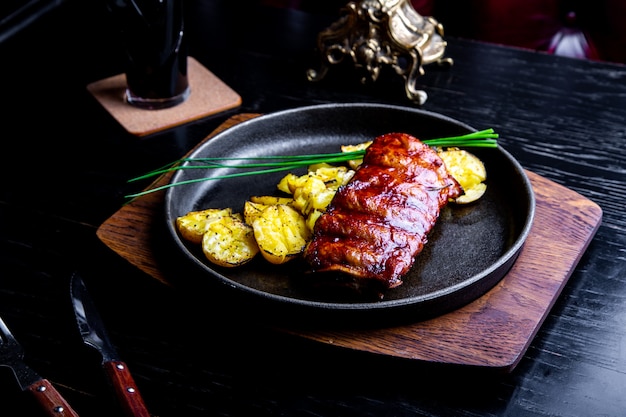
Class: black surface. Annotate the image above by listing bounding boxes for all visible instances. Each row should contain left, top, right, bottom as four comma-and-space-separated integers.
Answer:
1, 1, 625, 416
164, 103, 535, 325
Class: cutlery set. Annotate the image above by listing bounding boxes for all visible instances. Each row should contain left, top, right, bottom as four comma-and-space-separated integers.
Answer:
0, 272, 150, 417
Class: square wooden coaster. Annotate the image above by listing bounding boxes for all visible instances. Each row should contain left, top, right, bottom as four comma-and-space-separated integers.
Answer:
87, 57, 242, 137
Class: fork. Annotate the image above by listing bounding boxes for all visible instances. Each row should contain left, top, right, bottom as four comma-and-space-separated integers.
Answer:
0, 315, 80, 416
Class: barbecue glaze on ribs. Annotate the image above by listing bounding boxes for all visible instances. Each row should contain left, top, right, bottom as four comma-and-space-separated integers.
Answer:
303, 132, 463, 293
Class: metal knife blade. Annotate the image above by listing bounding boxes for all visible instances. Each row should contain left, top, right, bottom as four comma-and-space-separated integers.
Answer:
69, 272, 151, 417
0, 315, 80, 417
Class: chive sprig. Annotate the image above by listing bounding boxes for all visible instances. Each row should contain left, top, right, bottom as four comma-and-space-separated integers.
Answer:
125, 129, 498, 199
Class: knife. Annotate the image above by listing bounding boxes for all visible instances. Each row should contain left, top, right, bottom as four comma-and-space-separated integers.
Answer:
0, 315, 80, 417
69, 272, 151, 417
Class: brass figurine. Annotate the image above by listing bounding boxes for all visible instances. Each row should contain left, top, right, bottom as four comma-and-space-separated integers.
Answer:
307, 0, 452, 104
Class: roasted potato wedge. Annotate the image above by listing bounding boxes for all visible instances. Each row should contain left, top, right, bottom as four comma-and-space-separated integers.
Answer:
277, 164, 354, 217
438, 148, 488, 204
249, 195, 293, 205
244, 196, 295, 225
306, 209, 323, 233
305, 163, 354, 190
341, 140, 372, 169
176, 208, 233, 244
201, 213, 259, 267
243, 200, 269, 226
251, 204, 311, 265
291, 176, 332, 215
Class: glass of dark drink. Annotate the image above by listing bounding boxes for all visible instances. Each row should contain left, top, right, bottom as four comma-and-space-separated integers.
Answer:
106, 0, 190, 110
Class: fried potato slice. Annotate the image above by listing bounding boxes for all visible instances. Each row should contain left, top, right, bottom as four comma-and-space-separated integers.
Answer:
438, 148, 488, 204
251, 204, 311, 265
201, 213, 259, 267
176, 208, 233, 244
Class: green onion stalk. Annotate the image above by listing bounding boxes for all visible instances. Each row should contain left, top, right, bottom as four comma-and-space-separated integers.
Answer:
125, 129, 498, 199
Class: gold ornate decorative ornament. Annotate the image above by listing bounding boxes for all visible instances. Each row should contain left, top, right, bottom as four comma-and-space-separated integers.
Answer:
307, 0, 453, 104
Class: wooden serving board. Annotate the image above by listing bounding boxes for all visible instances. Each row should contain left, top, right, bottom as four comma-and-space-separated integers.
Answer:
97, 114, 602, 372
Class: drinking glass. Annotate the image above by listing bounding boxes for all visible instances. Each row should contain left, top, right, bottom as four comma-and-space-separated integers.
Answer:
106, 0, 190, 110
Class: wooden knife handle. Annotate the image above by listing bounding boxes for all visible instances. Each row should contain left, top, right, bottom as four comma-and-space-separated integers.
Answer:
103, 360, 151, 417
27, 378, 80, 417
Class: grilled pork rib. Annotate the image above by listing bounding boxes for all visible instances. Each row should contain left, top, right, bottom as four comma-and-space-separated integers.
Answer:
303, 132, 463, 292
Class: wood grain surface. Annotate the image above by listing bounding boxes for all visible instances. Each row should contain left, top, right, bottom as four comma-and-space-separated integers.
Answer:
96, 114, 602, 372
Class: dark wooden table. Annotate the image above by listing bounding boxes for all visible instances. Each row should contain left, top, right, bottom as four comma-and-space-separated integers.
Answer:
1, 1, 625, 416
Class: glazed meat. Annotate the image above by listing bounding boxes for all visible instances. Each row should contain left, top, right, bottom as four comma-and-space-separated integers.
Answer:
303, 132, 463, 292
